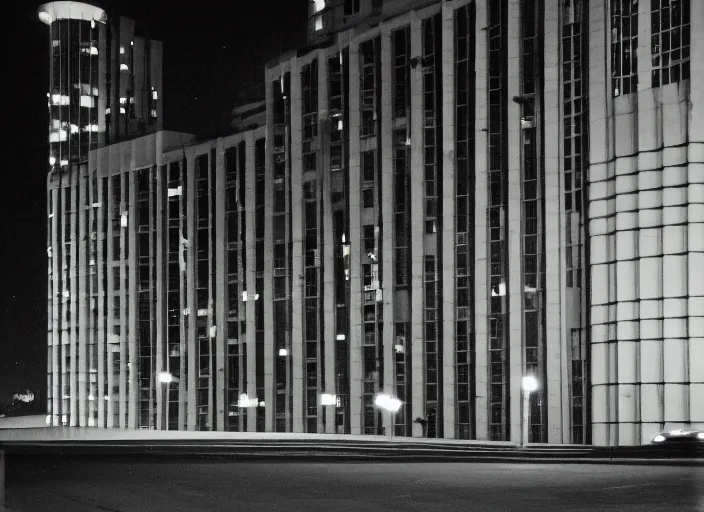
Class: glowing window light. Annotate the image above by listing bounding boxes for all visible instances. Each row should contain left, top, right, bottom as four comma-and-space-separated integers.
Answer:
152, 90, 158, 100
119, 97, 127, 105
91, 20, 95, 29
279, 348, 288, 356
314, 15, 323, 31
60, 159, 69, 166
120, 107, 126, 114
105, 107, 111, 115
120, 63, 129, 71
52, 94, 61, 103
49, 156, 56, 166
80, 96, 95, 108
151, 109, 158, 118
321, 393, 337, 406
120, 46, 125, 54
167, 186, 182, 197
70, 124, 79, 134
87, 124, 99, 132
336, 334, 346, 340
93, 87, 99, 96
121, 212, 128, 228
313, 0, 325, 13
52, 40, 60, 47
49, 130, 68, 142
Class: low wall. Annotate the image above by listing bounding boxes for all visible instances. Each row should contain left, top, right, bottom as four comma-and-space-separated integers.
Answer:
0, 427, 517, 445
0, 416, 47, 430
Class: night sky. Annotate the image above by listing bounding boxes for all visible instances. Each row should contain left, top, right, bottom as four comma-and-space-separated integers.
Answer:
0, 0, 307, 403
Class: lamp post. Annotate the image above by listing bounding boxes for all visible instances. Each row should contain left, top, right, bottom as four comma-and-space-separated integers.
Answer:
158, 372, 178, 430
374, 393, 402, 441
522, 375, 538, 448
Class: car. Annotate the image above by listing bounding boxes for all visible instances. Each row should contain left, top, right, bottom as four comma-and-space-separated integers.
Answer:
650, 429, 704, 446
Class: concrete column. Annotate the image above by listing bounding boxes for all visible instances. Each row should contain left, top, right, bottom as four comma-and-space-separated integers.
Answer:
409, 15, 425, 437
50, 183, 60, 427
473, 0, 489, 442
440, 0, 456, 439
506, 0, 523, 443
264, 82, 276, 433
105, 172, 115, 429
69, 170, 78, 427
636, 0, 652, 91
128, 149, 139, 430
688, 0, 704, 433
156, 159, 165, 430
77, 167, 88, 427
215, 137, 227, 431
186, 149, 197, 431
380, 25, 395, 438
290, 58, 305, 433
96, 173, 106, 428
587, 0, 610, 447
245, 134, 257, 433
543, 0, 566, 444
348, 40, 363, 435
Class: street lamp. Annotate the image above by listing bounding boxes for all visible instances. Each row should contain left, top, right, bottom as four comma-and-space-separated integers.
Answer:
374, 393, 402, 441
522, 375, 538, 448
158, 373, 179, 430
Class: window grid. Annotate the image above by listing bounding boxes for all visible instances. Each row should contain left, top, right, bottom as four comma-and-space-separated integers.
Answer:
272, 74, 292, 432
521, 0, 547, 444
562, 0, 589, 446
611, 0, 639, 97
651, 0, 690, 87
454, 2, 476, 440
359, 39, 377, 138
487, 0, 510, 442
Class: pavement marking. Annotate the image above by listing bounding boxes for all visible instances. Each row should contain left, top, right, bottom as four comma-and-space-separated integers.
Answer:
602, 483, 650, 490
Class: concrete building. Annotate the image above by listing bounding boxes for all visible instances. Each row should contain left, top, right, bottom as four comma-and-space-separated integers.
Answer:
42, 0, 703, 445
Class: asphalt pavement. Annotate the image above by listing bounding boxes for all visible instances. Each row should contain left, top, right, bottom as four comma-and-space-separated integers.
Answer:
4, 456, 704, 512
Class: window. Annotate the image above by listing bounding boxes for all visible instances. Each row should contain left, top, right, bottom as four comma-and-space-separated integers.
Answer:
362, 186, 374, 208
344, 0, 360, 15
363, 151, 375, 182
651, 0, 690, 87
611, 0, 639, 96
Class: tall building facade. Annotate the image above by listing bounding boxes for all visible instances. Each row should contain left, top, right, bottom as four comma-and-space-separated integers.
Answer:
42, 0, 703, 445
39, 1, 163, 172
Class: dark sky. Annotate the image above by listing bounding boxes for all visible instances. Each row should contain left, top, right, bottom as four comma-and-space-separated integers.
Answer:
0, 0, 307, 403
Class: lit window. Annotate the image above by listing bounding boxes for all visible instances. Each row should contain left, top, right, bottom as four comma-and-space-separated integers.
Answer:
91, 46, 98, 55
60, 159, 68, 166
52, 40, 60, 47
151, 109, 158, 118
120, 107, 126, 114
87, 124, 99, 132
152, 90, 158, 100
49, 156, 56, 166
70, 124, 79, 134
315, 15, 323, 31
120, 46, 125, 54
119, 97, 127, 105
314, 0, 325, 13
80, 95, 95, 108
49, 130, 68, 142
120, 63, 129, 71
105, 107, 111, 115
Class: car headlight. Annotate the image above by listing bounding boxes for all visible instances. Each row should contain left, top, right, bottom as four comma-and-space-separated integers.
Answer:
653, 435, 666, 443
697, 433, 704, 440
